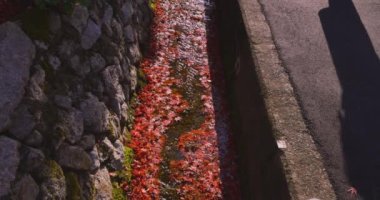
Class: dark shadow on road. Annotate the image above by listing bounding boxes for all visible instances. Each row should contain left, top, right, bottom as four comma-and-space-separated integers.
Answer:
320, 1, 380, 199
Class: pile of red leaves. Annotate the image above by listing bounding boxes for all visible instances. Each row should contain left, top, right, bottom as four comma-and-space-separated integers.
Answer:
127, 1, 189, 198
127, 0, 240, 199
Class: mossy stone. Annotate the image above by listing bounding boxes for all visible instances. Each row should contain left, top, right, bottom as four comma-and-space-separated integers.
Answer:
106, 114, 120, 141
65, 172, 83, 200
44, 160, 64, 179
38, 160, 66, 199
126, 94, 138, 130
111, 146, 133, 200
148, 0, 156, 11
136, 68, 147, 91
112, 185, 126, 200
121, 146, 133, 182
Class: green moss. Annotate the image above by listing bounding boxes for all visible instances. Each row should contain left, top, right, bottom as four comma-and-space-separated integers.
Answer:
21, 8, 50, 42
136, 68, 147, 92
123, 128, 131, 143
126, 94, 138, 131
124, 146, 134, 182
148, 0, 156, 11
115, 146, 134, 182
106, 114, 120, 141
65, 172, 83, 200
40, 160, 64, 180
111, 146, 134, 200
107, 119, 116, 136
112, 185, 126, 200
49, 160, 63, 178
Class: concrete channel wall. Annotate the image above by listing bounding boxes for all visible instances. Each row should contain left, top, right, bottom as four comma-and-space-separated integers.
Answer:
217, 0, 337, 199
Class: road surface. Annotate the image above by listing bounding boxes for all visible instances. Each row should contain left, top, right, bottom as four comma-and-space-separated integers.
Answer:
258, 0, 380, 199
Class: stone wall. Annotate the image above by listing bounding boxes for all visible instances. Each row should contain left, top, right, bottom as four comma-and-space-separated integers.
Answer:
0, 0, 152, 199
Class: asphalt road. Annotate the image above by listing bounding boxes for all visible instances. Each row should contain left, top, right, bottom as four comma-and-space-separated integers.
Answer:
257, 0, 380, 199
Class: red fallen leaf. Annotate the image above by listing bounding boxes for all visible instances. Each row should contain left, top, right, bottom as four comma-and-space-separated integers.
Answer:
167, 111, 176, 119
162, 119, 171, 126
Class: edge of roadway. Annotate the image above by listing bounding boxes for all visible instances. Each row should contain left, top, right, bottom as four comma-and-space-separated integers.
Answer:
237, 0, 337, 199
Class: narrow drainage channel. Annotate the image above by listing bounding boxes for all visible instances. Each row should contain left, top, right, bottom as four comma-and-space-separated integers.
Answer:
159, 59, 206, 199
128, 0, 241, 199
216, 0, 291, 199
129, 0, 291, 199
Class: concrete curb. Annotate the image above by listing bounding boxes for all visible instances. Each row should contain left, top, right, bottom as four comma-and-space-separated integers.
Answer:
237, 0, 337, 199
